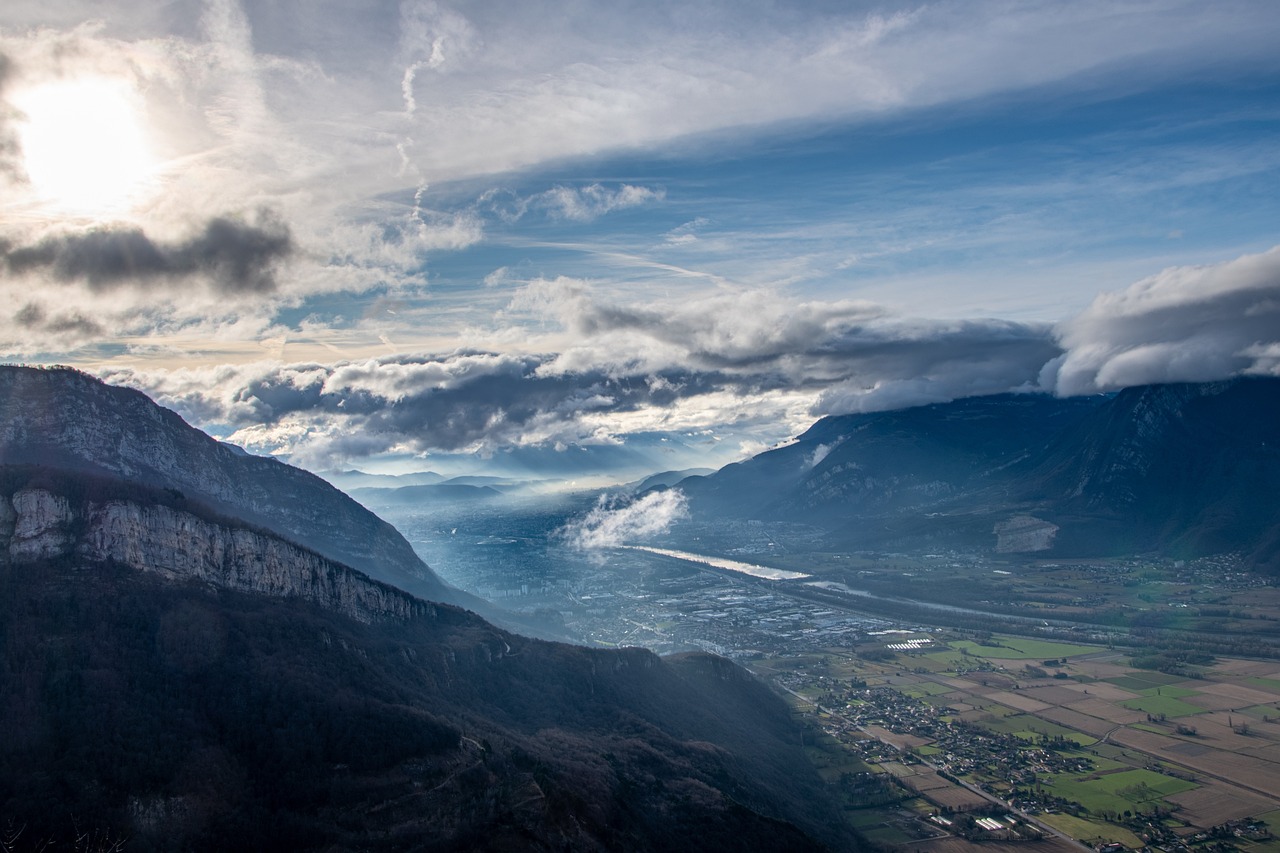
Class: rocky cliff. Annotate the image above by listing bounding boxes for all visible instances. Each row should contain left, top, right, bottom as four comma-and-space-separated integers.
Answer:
1, 484, 432, 624
0, 365, 474, 608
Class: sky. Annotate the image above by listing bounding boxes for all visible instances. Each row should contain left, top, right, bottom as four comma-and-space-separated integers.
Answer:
2, 1, 1279, 483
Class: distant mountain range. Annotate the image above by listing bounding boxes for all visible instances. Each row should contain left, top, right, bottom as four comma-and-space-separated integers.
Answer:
0, 366, 854, 851
677, 378, 1280, 569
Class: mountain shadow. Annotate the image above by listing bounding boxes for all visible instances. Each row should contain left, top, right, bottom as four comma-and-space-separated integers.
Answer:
0, 368, 858, 851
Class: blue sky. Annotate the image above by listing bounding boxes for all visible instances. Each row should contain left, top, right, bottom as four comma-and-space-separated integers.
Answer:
2, 1, 1280, 481
417, 74, 1280, 319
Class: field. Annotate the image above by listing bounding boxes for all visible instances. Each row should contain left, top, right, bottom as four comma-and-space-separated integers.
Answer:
770, 631, 1280, 849
1038, 813, 1144, 848
948, 637, 1102, 661
1119, 694, 1207, 718
1044, 768, 1197, 814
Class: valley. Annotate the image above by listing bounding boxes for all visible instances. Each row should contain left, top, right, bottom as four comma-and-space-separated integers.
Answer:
6, 367, 1280, 850
377, 497, 1280, 851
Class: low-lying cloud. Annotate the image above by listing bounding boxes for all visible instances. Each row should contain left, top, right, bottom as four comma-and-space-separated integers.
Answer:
513, 277, 1061, 413
1046, 246, 1280, 396
559, 489, 688, 550
103, 353, 738, 465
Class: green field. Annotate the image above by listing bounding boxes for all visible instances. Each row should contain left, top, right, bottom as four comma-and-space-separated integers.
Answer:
1120, 695, 1205, 718
844, 808, 893, 828
1244, 677, 1280, 694
1107, 671, 1184, 690
1257, 809, 1280, 836
901, 681, 954, 698
978, 713, 1094, 743
948, 636, 1101, 660
922, 651, 970, 668
1039, 813, 1144, 848
1045, 768, 1197, 815
859, 825, 915, 845
1240, 703, 1280, 720
1011, 728, 1096, 746
1138, 685, 1198, 699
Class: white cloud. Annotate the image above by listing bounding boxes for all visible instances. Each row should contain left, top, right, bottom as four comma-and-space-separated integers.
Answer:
1047, 246, 1280, 396
558, 489, 688, 550
806, 443, 834, 469
538, 184, 664, 222
2, 0, 1276, 361
664, 218, 709, 246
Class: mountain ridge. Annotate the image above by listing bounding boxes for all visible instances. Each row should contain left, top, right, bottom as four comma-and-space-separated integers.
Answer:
1, 466, 434, 625
678, 378, 1280, 567
0, 365, 478, 609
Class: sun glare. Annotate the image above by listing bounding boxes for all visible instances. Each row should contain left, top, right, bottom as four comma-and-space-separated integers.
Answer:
12, 77, 158, 219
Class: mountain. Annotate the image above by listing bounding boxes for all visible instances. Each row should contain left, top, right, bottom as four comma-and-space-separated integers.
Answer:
678, 392, 1101, 524
321, 469, 447, 490
0, 366, 468, 609
678, 379, 1280, 567
1020, 378, 1280, 565
351, 482, 506, 508
0, 368, 856, 850
630, 468, 716, 493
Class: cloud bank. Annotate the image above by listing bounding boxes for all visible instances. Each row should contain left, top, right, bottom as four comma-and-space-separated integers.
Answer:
95, 242, 1280, 471
559, 490, 689, 550
1047, 246, 1280, 395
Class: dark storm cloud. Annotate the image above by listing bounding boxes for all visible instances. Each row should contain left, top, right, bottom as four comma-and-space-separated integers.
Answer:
2, 213, 292, 294
111, 309, 1061, 465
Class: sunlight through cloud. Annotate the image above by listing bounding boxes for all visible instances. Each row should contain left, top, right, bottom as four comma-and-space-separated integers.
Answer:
12, 76, 158, 219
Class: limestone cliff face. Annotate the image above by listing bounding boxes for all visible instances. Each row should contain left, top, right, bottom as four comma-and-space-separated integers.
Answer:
1, 488, 433, 624
0, 366, 455, 604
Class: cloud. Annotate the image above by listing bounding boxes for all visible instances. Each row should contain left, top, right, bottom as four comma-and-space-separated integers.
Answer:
664, 218, 709, 246
85, 241, 1280, 472
558, 489, 688, 550
1047, 246, 1280, 396
806, 443, 833, 469
101, 352, 736, 464
2, 212, 292, 293
95, 277, 1064, 469
376, 0, 1280, 183
475, 183, 664, 224
512, 277, 1060, 411
538, 184, 665, 222
12, 301, 102, 337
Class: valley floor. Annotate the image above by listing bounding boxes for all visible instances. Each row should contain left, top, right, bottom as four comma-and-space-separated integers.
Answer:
379, 501, 1280, 849
762, 635, 1280, 852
